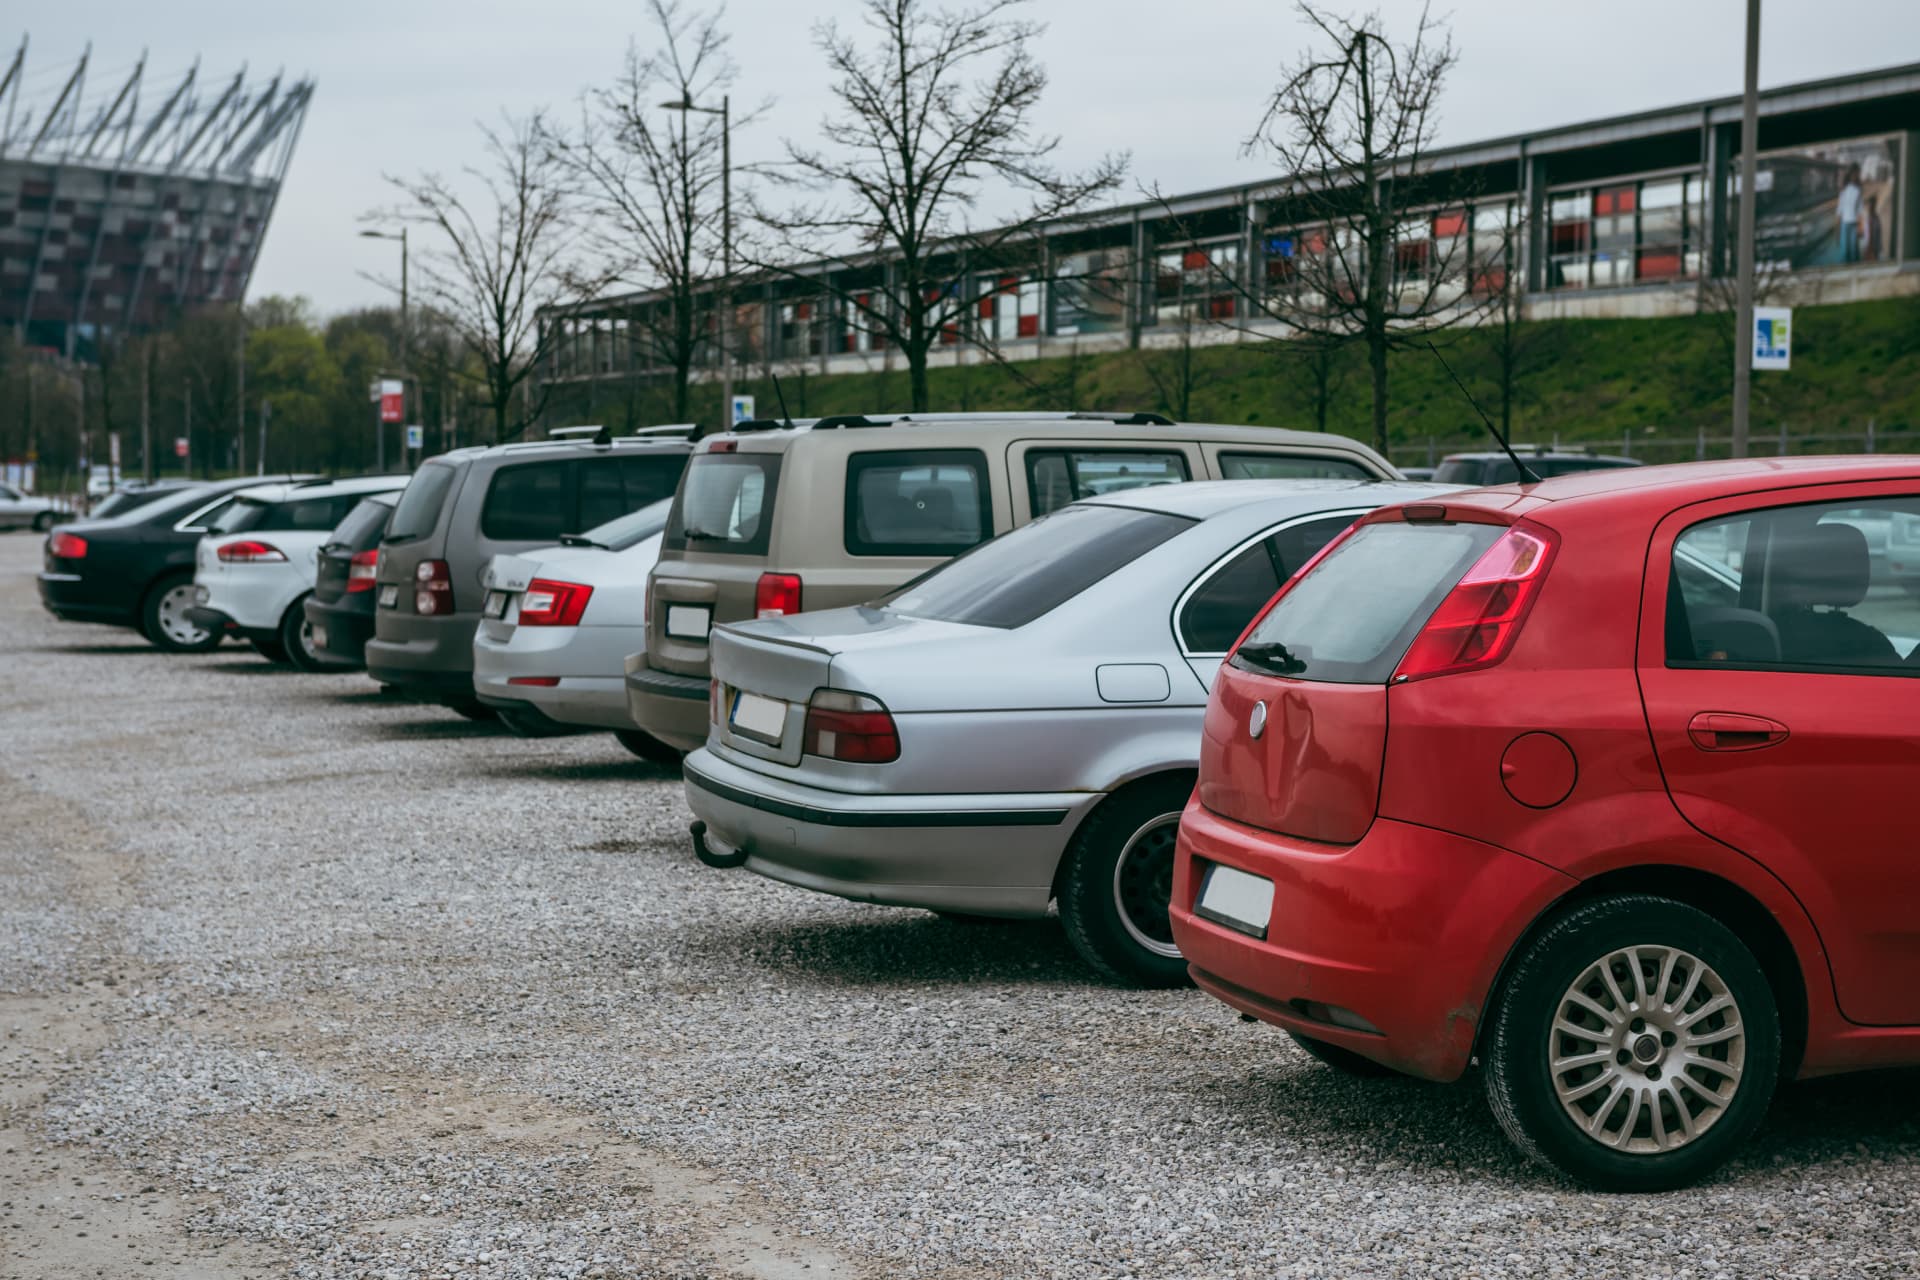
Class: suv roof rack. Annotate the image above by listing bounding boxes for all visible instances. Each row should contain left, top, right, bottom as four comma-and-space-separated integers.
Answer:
633, 423, 699, 437
548, 424, 606, 439
801, 410, 1178, 431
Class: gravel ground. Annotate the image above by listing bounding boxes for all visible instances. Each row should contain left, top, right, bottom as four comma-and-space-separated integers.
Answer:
3, 529, 1918, 1280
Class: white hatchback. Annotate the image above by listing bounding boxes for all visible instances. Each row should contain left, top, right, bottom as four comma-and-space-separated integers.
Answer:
188, 476, 411, 669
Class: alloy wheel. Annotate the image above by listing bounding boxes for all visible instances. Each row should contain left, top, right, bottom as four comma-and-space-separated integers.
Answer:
156, 584, 210, 647
1548, 944, 1746, 1154
1110, 813, 1181, 959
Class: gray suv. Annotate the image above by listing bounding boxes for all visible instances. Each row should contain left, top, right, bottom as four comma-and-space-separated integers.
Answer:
367, 429, 694, 716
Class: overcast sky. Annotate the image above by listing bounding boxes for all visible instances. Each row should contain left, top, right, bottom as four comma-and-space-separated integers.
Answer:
13, 1, 1918, 316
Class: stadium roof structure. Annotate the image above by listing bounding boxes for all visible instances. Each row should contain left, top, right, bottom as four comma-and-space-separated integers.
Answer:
0, 37, 314, 360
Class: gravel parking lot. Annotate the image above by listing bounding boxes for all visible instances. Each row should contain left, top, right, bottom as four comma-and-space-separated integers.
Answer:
3, 529, 1918, 1280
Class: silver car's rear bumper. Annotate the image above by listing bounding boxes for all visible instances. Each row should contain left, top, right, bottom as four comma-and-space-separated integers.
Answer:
682, 748, 1101, 918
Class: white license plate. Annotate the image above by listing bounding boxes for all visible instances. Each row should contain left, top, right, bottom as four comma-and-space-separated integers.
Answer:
483, 591, 508, 619
1196, 863, 1274, 939
665, 604, 711, 640
378, 584, 399, 608
729, 690, 788, 741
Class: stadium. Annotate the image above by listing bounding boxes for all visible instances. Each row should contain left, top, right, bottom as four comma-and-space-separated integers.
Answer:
0, 37, 312, 362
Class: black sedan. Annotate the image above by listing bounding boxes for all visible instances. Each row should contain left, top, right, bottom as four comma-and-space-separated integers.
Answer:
304, 491, 399, 668
38, 475, 314, 652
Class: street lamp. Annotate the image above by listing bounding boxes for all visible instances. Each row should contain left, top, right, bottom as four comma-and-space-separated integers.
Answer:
361, 227, 408, 469
661, 95, 732, 429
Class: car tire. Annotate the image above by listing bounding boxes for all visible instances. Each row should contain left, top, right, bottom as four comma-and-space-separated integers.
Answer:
1288, 1030, 1398, 1077
448, 698, 499, 722
279, 595, 331, 672
1483, 893, 1780, 1192
496, 706, 572, 738
141, 574, 222, 653
32, 511, 55, 532
249, 635, 290, 663
615, 728, 684, 767
1057, 775, 1194, 988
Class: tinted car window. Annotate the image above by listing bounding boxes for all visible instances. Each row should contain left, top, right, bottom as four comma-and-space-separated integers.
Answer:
846, 449, 991, 556
885, 505, 1193, 629
1179, 514, 1357, 653
482, 461, 572, 542
1027, 449, 1189, 516
176, 494, 236, 530
663, 453, 780, 556
579, 497, 675, 552
387, 462, 458, 542
1668, 497, 1920, 672
1235, 519, 1503, 683
621, 454, 685, 508
578, 458, 628, 532
330, 496, 397, 551
1218, 453, 1371, 481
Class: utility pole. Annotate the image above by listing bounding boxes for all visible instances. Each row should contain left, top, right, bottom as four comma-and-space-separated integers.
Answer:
1730, 0, 1761, 459
235, 306, 246, 475
662, 94, 732, 428
257, 399, 270, 475
183, 382, 192, 478
140, 340, 152, 483
359, 227, 409, 461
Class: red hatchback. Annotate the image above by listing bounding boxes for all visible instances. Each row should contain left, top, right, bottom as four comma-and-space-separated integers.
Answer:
1170, 457, 1920, 1190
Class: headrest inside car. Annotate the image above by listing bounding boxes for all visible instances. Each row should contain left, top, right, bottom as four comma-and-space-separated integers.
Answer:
1772, 522, 1871, 610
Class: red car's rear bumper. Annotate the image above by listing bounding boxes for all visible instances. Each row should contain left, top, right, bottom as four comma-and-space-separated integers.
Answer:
1169, 799, 1577, 1082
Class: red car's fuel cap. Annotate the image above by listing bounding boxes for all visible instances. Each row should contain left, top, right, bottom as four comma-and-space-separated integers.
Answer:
1500, 732, 1577, 809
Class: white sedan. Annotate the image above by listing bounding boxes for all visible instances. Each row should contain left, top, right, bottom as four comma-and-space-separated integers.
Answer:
187, 475, 410, 669
0, 481, 73, 532
473, 499, 679, 762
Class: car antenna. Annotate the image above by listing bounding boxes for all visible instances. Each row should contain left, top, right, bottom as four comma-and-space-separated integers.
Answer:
1425, 340, 1539, 483
770, 375, 795, 429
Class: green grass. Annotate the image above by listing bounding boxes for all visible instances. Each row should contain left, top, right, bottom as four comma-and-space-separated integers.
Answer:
553, 294, 1920, 461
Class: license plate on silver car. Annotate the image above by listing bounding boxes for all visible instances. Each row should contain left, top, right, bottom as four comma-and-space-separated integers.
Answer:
1196, 863, 1274, 939
378, 584, 398, 608
666, 604, 711, 640
729, 690, 787, 741
483, 591, 508, 619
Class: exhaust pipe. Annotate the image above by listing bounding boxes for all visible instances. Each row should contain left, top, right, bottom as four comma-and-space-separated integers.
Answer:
690, 820, 750, 870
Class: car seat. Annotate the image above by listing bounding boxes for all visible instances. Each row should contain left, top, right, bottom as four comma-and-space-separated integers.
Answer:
1767, 523, 1899, 667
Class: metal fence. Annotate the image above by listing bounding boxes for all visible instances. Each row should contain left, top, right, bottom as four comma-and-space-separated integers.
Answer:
1390, 422, 1917, 470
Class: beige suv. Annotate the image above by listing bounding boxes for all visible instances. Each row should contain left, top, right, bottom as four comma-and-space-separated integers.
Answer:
625, 411, 1397, 750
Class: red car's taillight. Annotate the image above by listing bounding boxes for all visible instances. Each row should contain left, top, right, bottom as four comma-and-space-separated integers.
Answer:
217, 539, 287, 563
802, 689, 899, 763
49, 531, 87, 559
345, 549, 379, 593
755, 572, 802, 619
518, 578, 593, 627
414, 559, 454, 616
1393, 524, 1556, 683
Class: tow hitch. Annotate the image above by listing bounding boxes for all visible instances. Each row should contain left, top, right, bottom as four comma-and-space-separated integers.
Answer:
690, 820, 750, 869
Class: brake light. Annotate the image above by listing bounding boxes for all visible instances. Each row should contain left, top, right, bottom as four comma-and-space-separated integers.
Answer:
1393, 524, 1557, 683
755, 572, 802, 619
414, 559, 454, 616
217, 539, 287, 563
708, 439, 739, 453
49, 531, 86, 559
802, 689, 899, 763
345, 549, 379, 593
508, 676, 560, 687
518, 578, 593, 627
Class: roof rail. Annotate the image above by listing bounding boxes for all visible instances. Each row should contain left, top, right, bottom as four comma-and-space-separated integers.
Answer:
547, 424, 606, 438
632, 423, 699, 437
731, 417, 811, 433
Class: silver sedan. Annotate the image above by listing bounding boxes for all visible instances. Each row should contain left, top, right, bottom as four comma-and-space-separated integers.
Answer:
682, 479, 1454, 985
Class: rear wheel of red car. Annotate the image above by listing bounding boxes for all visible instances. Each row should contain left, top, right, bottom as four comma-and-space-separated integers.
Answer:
1288, 1030, 1397, 1077
1483, 894, 1779, 1192
614, 729, 684, 767
1058, 776, 1193, 988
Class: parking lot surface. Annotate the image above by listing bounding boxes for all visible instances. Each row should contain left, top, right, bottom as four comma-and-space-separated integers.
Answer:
2, 530, 1917, 1280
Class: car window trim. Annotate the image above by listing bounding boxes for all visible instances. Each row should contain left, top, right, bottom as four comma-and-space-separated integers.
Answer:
1171, 507, 1374, 659
174, 494, 236, 533
1022, 445, 1195, 517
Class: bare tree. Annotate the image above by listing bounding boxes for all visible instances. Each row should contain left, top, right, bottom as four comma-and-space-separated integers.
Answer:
1246, 3, 1472, 455
1282, 328, 1347, 432
1138, 313, 1200, 421
752, 0, 1125, 412
374, 113, 597, 445
1477, 206, 1534, 440
553, 2, 746, 423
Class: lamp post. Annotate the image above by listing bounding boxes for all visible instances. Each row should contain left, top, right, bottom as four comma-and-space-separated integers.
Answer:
360, 227, 409, 468
1730, 0, 1760, 459
661, 94, 731, 428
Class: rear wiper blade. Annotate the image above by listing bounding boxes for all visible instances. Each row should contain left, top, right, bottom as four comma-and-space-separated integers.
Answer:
680, 526, 730, 542
558, 534, 606, 548
1234, 641, 1307, 676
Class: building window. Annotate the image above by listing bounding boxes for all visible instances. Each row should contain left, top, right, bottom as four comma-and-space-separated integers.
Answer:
1153, 241, 1239, 324
975, 273, 1044, 342
1051, 248, 1130, 336
776, 300, 823, 360
1547, 175, 1702, 292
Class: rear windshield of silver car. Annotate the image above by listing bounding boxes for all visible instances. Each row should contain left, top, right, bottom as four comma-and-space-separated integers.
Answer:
1232, 520, 1501, 683
386, 462, 458, 543
882, 504, 1193, 629
663, 453, 780, 555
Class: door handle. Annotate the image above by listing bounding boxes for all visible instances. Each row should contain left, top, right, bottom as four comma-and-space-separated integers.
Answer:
1687, 712, 1789, 752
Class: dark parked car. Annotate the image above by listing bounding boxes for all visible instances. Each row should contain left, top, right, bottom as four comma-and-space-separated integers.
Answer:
367, 430, 694, 718
1432, 450, 1640, 486
37, 475, 314, 652
305, 491, 400, 668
